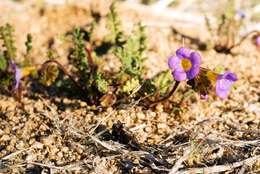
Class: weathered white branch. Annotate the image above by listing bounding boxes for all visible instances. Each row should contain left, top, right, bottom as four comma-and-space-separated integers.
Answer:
178, 155, 260, 174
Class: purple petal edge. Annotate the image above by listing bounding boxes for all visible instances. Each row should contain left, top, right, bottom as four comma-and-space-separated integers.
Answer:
190, 52, 202, 66
176, 47, 190, 58
216, 88, 228, 99
186, 66, 200, 80
168, 56, 180, 70
172, 70, 187, 81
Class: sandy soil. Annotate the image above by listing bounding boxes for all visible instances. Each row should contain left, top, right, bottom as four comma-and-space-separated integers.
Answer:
0, 0, 260, 173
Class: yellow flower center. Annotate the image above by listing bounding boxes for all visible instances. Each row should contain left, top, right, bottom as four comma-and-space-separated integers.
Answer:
180, 58, 192, 71
206, 70, 218, 86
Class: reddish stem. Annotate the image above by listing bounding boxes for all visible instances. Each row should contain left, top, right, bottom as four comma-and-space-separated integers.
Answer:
42, 60, 89, 100
85, 46, 96, 72
150, 81, 180, 106
228, 30, 260, 51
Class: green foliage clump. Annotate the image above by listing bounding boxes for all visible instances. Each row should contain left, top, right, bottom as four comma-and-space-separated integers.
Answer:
0, 23, 17, 71
68, 26, 111, 103
106, 2, 149, 96
0, 55, 7, 71
23, 33, 33, 66
71, 28, 88, 73
122, 78, 140, 95
115, 23, 147, 78
0, 24, 18, 87
92, 69, 110, 94
106, 4, 147, 78
40, 23, 111, 103
105, 2, 124, 46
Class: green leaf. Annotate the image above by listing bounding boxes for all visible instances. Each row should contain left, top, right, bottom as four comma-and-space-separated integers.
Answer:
23, 33, 33, 66
95, 69, 110, 93
122, 77, 140, 95
153, 70, 173, 94
183, 89, 195, 101
0, 24, 17, 62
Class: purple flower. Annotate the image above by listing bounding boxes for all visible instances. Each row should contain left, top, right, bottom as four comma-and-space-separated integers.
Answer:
168, 47, 202, 81
200, 93, 209, 100
10, 60, 23, 89
255, 36, 260, 48
216, 70, 237, 99
236, 8, 246, 19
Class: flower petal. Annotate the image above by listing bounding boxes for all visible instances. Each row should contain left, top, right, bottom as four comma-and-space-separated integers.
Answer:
168, 56, 180, 70
217, 70, 237, 83
216, 79, 233, 91
217, 69, 230, 80
176, 47, 190, 58
172, 69, 187, 81
10, 60, 23, 89
215, 69, 237, 99
200, 93, 209, 100
256, 36, 260, 47
186, 66, 200, 80
10, 60, 16, 71
190, 52, 202, 66
15, 68, 22, 89
236, 8, 246, 18
216, 88, 228, 99
226, 73, 238, 82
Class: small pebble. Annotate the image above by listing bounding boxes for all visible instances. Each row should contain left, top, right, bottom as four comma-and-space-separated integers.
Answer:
0, 135, 10, 142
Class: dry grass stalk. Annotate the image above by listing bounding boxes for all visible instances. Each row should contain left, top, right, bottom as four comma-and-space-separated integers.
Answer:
1, 149, 29, 160
27, 161, 85, 171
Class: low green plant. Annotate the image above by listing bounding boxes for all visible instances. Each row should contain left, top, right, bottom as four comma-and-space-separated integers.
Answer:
70, 26, 111, 102
106, 2, 148, 96
0, 24, 17, 88
205, 1, 260, 53
0, 23, 17, 71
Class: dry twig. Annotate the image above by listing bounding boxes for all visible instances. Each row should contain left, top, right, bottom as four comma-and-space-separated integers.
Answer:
178, 155, 260, 174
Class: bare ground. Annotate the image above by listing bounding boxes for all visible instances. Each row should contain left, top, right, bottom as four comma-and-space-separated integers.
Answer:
0, 0, 260, 173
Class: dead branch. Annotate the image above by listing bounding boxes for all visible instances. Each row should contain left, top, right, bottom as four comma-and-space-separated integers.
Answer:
178, 155, 260, 174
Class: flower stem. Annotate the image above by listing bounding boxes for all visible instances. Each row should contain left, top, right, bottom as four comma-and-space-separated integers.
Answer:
150, 81, 180, 105
85, 46, 96, 72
